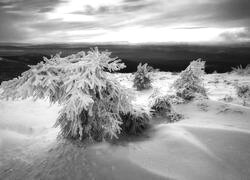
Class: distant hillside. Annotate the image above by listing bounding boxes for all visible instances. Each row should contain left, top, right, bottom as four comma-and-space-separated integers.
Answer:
1, 43, 250, 82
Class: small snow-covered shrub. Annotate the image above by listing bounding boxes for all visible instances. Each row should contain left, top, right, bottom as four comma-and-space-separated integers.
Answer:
150, 96, 183, 122
222, 95, 233, 102
149, 88, 185, 105
133, 63, 157, 90
232, 64, 250, 75
0, 48, 149, 141
235, 84, 250, 106
173, 59, 207, 101
120, 106, 150, 135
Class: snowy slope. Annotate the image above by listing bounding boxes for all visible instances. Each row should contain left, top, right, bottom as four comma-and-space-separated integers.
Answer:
0, 72, 250, 180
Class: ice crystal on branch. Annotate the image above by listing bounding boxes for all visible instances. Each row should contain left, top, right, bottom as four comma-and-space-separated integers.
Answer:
0, 48, 148, 141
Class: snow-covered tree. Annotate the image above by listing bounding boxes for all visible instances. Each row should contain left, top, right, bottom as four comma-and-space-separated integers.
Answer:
120, 105, 150, 135
235, 84, 250, 106
173, 59, 207, 101
232, 64, 250, 75
0, 48, 149, 141
150, 95, 183, 122
133, 63, 157, 90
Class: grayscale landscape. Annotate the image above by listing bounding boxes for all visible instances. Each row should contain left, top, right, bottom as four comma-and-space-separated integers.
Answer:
0, 0, 250, 180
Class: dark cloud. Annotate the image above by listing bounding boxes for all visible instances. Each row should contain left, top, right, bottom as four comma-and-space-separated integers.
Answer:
0, 0, 64, 42
0, 0, 64, 13
30, 20, 100, 32
137, 0, 250, 28
72, 0, 154, 16
0, 1, 14, 8
0, 12, 28, 42
122, 2, 154, 12
220, 28, 250, 42
172, 26, 208, 30
215, 0, 250, 21
38, 7, 55, 13
71, 5, 118, 16
123, 0, 143, 2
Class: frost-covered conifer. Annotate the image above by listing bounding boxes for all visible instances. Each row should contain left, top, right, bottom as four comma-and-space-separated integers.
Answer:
150, 95, 183, 122
173, 59, 207, 101
120, 105, 150, 135
133, 63, 156, 90
0, 48, 149, 141
232, 64, 250, 75
235, 84, 250, 106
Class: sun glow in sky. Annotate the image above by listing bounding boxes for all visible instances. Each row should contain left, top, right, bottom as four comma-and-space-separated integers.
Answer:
0, 0, 250, 43
78, 27, 246, 44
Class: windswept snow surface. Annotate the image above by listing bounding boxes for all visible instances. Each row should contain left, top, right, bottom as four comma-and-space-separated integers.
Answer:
0, 72, 250, 180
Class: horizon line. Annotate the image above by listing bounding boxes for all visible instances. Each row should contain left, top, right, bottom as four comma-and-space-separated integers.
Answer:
1, 41, 250, 46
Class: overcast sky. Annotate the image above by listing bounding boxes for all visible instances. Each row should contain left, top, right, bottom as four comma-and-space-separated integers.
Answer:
0, 0, 250, 43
